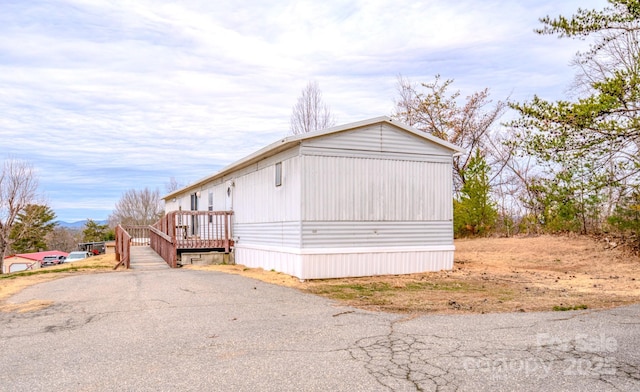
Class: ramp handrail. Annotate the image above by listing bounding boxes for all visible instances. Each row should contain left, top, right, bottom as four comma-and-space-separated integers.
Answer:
115, 211, 234, 269
149, 216, 178, 268
114, 225, 132, 269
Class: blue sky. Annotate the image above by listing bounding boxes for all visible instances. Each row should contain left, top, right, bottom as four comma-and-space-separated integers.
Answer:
1, 0, 605, 222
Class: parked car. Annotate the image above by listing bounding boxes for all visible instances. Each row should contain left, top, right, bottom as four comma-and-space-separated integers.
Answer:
41, 255, 66, 267
65, 251, 92, 263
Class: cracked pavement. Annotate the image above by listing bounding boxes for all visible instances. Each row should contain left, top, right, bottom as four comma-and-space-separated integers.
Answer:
1, 268, 639, 391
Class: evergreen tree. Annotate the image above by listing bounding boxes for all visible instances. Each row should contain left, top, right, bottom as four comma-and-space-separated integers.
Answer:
454, 150, 497, 237
607, 188, 640, 249
510, 1, 640, 234
9, 204, 56, 253
83, 219, 110, 242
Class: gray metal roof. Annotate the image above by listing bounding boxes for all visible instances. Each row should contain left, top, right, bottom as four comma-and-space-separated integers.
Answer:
163, 116, 465, 200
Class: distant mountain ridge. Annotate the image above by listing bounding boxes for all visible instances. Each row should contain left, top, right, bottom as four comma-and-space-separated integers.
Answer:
56, 219, 109, 229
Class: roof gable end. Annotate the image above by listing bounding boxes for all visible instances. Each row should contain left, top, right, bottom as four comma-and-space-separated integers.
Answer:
301, 121, 458, 156
164, 116, 464, 200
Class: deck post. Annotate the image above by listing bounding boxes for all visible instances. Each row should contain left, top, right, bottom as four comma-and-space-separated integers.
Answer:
170, 212, 177, 268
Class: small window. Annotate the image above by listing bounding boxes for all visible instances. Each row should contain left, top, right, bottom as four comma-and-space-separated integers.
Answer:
275, 162, 282, 187
190, 193, 198, 210
190, 193, 199, 236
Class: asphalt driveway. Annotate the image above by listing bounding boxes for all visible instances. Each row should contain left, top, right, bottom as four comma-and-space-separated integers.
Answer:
1, 268, 639, 391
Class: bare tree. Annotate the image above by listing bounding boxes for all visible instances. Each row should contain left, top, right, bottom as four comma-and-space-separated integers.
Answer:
165, 176, 183, 194
392, 75, 507, 193
393, 75, 422, 127
109, 187, 164, 226
0, 158, 39, 273
45, 226, 79, 253
290, 81, 336, 135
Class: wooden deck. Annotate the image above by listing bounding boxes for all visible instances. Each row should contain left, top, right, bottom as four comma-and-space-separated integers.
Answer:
116, 211, 234, 268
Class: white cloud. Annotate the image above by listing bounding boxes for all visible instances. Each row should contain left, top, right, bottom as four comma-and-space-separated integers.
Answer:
0, 0, 609, 221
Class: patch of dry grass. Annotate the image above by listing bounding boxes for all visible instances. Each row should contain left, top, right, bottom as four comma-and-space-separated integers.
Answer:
188, 235, 640, 314
0, 253, 120, 313
4, 237, 639, 315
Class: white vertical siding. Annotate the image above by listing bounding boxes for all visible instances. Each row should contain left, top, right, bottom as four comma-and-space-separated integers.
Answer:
302, 155, 452, 221
165, 183, 225, 213
233, 155, 301, 224
165, 199, 179, 212
164, 119, 459, 279
234, 221, 301, 248
165, 151, 302, 221
212, 182, 227, 211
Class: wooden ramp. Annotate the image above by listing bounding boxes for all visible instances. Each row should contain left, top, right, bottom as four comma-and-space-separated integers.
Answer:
130, 246, 170, 270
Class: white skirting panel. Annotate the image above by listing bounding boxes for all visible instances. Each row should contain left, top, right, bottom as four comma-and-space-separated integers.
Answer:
234, 244, 454, 280
234, 246, 304, 279
299, 250, 453, 279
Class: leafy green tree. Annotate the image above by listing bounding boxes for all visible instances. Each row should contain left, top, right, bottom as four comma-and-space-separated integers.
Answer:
510, 1, 640, 231
104, 228, 115, 241
9, 204, 56, 253
607, 188, 640, 248
454, 150, 497, 237
83, 219, 110, 242
522, 165, 605, 234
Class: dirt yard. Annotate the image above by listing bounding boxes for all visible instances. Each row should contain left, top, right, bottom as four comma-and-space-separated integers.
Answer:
190, 235, 640, 314
2, 236, 639, 314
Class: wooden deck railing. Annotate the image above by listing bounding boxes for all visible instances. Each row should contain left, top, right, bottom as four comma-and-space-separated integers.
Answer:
171, 211, 233, 251
151, 211, 234, 267
121, 225, 149, 246
124, 225, 151, 246
150, 215, 177, 268
114, 225, 131, 269
115, 211, 233, 269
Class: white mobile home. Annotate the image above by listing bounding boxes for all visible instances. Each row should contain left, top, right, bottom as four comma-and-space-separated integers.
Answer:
163, 116, 463, 280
